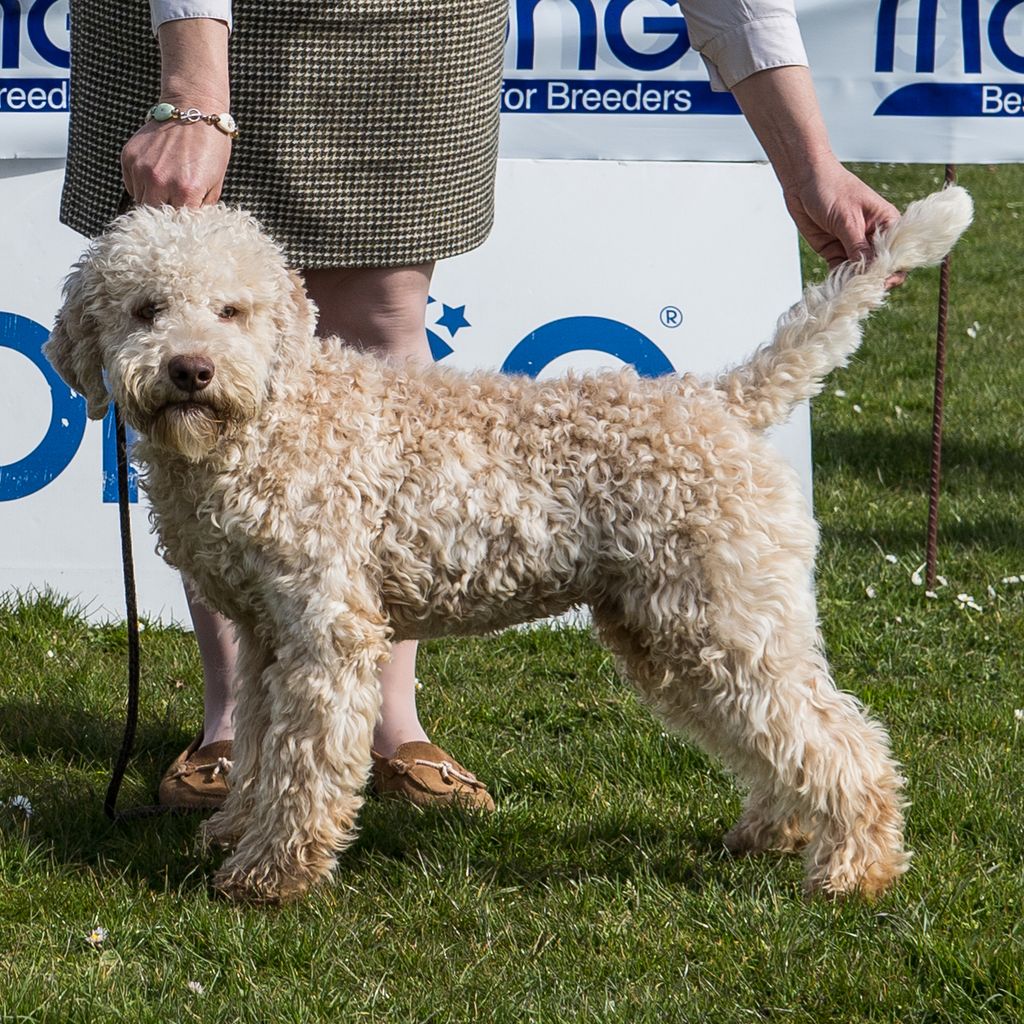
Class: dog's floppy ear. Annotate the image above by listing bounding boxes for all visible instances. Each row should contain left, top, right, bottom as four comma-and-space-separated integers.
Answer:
43, 258, 110, 421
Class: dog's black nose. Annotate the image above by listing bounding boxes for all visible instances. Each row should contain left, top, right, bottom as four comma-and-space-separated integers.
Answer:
168, 354, 215, 393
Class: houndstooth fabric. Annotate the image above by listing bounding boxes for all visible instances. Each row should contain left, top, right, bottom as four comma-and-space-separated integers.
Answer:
61, 1, 508, 268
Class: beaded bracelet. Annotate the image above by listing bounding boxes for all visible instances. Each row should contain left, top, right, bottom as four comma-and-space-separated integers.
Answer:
147, 102, 239, 138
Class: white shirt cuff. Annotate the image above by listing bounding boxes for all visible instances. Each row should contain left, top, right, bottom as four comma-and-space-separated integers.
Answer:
150, 1, 232, 34
679, 5, 808, 92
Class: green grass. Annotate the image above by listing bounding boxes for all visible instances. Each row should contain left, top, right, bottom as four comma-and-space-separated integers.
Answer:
2, 164, 1023, 1023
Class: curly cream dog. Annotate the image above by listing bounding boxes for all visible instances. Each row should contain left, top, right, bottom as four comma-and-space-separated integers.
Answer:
45, 187, 972, 903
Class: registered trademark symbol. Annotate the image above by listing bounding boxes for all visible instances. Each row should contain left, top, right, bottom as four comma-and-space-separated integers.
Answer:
659, 305, 683, 329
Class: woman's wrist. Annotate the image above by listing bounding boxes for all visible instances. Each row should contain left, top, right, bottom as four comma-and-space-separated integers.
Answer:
146, 102, 239, 137
158, 19, 230, 111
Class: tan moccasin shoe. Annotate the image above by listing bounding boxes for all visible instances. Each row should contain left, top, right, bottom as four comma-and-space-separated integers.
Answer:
158, 734, 233, 810
370, 741, 495, 812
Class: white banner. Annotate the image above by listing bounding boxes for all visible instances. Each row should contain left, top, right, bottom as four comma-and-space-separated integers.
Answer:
499, 0, 1024, 161
0, 159, 805, 622
2, 1, 1023, 161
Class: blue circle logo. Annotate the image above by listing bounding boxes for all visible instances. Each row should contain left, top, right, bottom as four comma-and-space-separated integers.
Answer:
501, 316, 675, 378
0, 312, 87, 501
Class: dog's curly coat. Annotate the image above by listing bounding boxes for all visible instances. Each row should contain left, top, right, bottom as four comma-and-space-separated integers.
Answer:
45, 187, 972, 903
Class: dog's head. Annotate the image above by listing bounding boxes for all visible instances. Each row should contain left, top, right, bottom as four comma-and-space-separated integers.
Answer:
44, 204, 316, 462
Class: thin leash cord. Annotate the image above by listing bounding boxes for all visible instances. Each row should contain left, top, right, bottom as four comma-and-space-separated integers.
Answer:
103, 404, 143, 819
104, 406, 185, 821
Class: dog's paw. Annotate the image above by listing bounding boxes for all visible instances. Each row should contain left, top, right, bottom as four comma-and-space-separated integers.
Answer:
802, 822, 910, 900
210, 842, 336, 905
211, 861, 316, 905
803, 849, 910, 900
724, 813, 811, 857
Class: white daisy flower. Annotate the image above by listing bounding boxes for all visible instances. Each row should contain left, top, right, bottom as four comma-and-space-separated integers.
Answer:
8, 795, 32, 816
85, 926, 108, 948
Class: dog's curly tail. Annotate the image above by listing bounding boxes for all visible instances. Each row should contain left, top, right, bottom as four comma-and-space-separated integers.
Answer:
715, 185, 974, 432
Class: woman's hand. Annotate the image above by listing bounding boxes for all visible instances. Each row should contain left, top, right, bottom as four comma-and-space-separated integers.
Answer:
781, 156, 900, 271
122, 103, 232, 207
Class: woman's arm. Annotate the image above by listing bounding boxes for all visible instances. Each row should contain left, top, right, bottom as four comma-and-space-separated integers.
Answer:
678, 2, 900, 271
121, 17, 232, 207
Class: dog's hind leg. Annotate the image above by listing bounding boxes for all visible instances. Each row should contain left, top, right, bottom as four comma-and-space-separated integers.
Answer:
201, 626, 274, 850
212, 610, 389, 904
596, 558, 907, 898
703, 651, 908, 899
593, 597, 812, 860
700, 538, 906, 897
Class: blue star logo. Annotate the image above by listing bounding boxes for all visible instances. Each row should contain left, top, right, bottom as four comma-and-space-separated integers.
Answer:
435, 304, 471, 337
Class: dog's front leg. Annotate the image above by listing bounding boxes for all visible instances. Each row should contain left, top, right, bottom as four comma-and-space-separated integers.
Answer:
212, 616, 389, 904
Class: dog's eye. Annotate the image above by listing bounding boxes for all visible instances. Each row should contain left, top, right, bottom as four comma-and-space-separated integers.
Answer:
219, 305, 240, 320
135, 303, 160, 322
